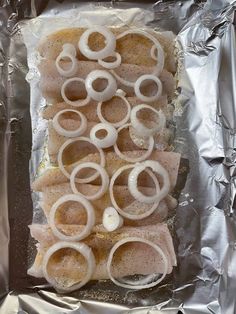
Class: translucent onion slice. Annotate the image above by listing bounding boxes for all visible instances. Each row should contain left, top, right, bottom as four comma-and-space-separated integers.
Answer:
128, 160, 170, 204
42, 241, 95, 292
90, 123, 118, 148
130, 104, 166, 138
113, 123, 154, 163
98, 52, 121, 69
55, 43, 78, 77
102, 207, 124, 232
52, 109, 87, 138
49, 194, 95, 241
57, 137, 105, 183
97, 89, 131, 128
78, 26, 116, 60
107, 236, 168, 289
134, 74, 162, 102
70, 162, 109, 200
110, 29, 165, 87
61, 77, 91, 107
109, 164, 161, 220
85, 70, 117, 102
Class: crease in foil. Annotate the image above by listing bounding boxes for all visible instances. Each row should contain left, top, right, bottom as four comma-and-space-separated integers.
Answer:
1, 0, 236, 313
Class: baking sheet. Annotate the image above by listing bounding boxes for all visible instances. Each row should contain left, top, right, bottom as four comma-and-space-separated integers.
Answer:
1, 0, 236, 313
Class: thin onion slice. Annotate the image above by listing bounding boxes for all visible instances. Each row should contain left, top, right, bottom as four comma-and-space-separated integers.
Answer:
52, 109, 87, 138
61, 77, 91, 107
113, 123, 154, 163
109, 164, 161, 220
57, 136, 105, 183
134, 74, 162, 102
90, 123, 118, 148
130, 104, 166, 137
98, 52, 121, 69
128, 160, 170, 204
42, 241, 95, 292
97, 89, 131, 128
107, 236, 168, 289
70, 162, 109, 200
85, 70, 117, 102
49, 194, 95, 241
55, 43, 78, 77
110, 29, 164, 87
103, 207, 124, 232
78, 26, 116, 60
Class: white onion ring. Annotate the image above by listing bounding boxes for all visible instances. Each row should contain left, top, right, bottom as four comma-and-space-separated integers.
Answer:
90, 123, 118, 148
130, 104, 166, 137
55, 43, 78, 77
57, 137, 105, 183
61, 77, 91, 107
49, 194, 95, 241
70, 162, 109, 200
110, 29, 165, 87
42, 241, 95, 292
78, 26, 116, 60
98, 52, 121, 69
134, 74, 162, 102
52, 109, 88, 138
113, 123, 154, 163
85, 70, 117, 102
107, 236, 168, 289
97, 89, 131, 128
109, 164, 161, 220
103, 207, 124, 232
128, 160, 170, 204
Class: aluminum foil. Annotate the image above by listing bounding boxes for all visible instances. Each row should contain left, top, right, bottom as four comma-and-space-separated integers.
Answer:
1, 0, 236, 313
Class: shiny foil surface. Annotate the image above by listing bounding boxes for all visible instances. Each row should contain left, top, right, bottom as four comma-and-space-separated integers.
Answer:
0, 1, 236, 313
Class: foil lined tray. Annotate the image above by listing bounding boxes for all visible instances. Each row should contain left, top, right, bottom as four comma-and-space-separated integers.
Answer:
0, 1, 236, 313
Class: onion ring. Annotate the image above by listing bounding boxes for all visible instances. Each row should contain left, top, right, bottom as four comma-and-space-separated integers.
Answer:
107, 236, 168, 289
70, 162, 109, 200
109, 164, 161, 220
97, 89, 131, 128
113, 123, 154, 163
42, 241, 95, 292
85, 70, 117, 102
102, 207, 124, 232
98, 52, 121, 69
49, 194, 95, 241
58, 137, 105, 183
61, 77, 91, 107
130, 104, 165, 137
78, 26, 116, 60
90, 123, 118, 148
55, 43, 78, 77
110, 29, 164, 87
134, 74, 162, 102
52, 109, 87, 138
128, 160, 170, 204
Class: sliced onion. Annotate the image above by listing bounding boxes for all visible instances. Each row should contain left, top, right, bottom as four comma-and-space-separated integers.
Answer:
57, 137, 105, 183
128, 160, 170, 204
113, 123, 154, 163
102, 207, 124, 232
52, 109, 87, 138
55, 43, 78, 77
49, 194, 95, 241
97, 89, 131, 128
98, 52, 121, 69
70, 162, 109, 200
110, 29, 165, 87
42, 241, 95, 292
109, 164, 161, 220
61, 77, 91, 107
130, 104, 166, 137
107, 236, 168, 289
90, 123, 118, 148
78, 26, 116, 60
134, 74, 162, 102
